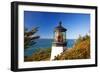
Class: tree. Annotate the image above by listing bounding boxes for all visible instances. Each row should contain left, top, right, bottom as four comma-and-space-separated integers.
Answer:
24, 27, 40, 49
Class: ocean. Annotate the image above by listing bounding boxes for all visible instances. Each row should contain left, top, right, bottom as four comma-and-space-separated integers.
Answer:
24, 39, 75, 56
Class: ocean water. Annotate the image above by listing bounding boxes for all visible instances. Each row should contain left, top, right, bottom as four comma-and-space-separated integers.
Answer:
24, 39, 75, 56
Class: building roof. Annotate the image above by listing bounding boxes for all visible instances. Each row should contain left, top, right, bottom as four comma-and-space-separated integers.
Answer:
55, 21, 67, 32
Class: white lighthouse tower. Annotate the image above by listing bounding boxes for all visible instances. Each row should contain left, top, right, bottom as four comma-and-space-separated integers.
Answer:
51, 21, 67, 60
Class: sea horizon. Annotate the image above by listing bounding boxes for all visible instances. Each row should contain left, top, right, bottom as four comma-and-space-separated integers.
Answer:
24, 39, 76, 56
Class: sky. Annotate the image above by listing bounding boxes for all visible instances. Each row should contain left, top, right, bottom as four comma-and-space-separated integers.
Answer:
24, 11, 90, 39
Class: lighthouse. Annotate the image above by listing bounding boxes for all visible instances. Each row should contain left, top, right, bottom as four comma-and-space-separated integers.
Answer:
51, 21, 67, 60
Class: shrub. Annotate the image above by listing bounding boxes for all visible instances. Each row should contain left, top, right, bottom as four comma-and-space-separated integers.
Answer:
54, 35, 90, 60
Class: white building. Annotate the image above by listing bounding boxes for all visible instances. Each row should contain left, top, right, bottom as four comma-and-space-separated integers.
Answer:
51, 22, 67, 60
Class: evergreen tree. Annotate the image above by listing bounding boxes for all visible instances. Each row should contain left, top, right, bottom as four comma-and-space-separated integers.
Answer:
24, 27, 40, 49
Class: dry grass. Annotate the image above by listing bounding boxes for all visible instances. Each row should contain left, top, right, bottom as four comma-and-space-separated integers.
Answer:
54, 35, 90, 60
24, 35, 90, 61
24, 48, 51, 62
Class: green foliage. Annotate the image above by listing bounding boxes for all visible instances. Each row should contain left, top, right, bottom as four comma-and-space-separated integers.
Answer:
54, 35, 90, 60
24, 27, 40, 49
24, 48, 51, 61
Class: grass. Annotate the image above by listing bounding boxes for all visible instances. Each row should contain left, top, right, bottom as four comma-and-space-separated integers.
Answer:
24, 48, 51, 62
24, 35, 90, 61
54, 35, 90, 60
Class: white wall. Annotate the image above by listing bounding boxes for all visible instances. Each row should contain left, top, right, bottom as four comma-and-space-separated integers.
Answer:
0, 0, 99, 73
